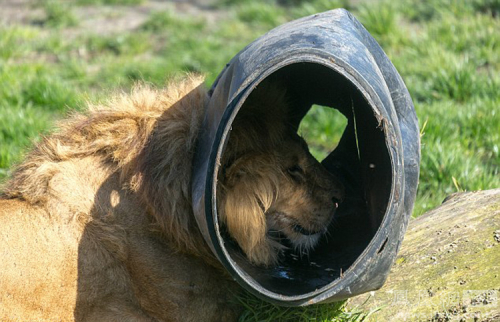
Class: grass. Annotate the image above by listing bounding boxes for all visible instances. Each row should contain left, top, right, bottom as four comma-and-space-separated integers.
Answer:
299, 105, 348, 160
38, 0, 78, 28
0, 0, 499, 319
235, 292, 370, 322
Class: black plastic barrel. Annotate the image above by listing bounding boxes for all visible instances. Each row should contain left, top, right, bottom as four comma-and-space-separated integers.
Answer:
191, 9, 420, 305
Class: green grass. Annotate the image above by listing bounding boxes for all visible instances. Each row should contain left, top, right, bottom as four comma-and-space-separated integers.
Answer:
236, 1, 287, 27
235, 292, 370, 322
1, 0, 499, 319
38, 0, 78, 28
299, 105, 348, 160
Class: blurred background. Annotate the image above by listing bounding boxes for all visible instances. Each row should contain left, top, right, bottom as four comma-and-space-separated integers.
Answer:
0, 0, 498, 235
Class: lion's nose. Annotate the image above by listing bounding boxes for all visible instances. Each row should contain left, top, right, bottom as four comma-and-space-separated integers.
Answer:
326, 173, 345, 205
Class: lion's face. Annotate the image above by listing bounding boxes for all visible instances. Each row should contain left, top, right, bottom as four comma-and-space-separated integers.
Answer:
219, 132, 344, 266
265, 134, 344, 255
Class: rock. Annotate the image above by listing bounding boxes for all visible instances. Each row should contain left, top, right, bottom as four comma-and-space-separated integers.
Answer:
347, 189, 500, 321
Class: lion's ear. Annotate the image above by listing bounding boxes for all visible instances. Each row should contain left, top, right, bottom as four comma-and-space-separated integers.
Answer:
218, 154, 279, 266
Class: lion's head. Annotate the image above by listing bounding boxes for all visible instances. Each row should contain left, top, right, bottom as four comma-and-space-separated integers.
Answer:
217, 83, 344, 266
218, 131, 344, 266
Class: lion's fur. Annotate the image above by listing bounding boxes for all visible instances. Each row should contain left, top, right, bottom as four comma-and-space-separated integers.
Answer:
0, 75, 343, 321
2, 76, 209, 259
0, 76, 241, 321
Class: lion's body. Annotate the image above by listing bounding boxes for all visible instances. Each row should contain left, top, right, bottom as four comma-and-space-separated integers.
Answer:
0, 193, 239, 322
0, 77, 241, 321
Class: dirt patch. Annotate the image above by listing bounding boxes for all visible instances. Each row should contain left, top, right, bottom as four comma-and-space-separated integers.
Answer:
0, 0, 44, 25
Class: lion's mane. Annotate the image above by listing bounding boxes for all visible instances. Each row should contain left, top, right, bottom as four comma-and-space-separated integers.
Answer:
0, 75, 245, 321
2, 75, 211, 259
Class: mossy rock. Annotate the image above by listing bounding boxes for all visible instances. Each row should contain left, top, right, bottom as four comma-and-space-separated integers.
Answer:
347, 189, 500, 321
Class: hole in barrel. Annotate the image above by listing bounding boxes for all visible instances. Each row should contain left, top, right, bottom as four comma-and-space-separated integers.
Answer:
298, 105, 347, 161
377, 237, 389, 254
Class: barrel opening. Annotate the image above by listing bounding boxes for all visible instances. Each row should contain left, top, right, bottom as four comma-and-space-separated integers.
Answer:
217, 62, 393, 297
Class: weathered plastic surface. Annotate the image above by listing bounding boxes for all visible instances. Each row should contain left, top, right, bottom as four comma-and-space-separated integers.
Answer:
191, 9, 420, 305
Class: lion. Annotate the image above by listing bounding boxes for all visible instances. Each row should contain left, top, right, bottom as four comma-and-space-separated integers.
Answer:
0, 75, 344, 322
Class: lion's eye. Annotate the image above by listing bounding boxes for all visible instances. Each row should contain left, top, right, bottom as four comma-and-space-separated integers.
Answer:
287, 165, 304, 181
